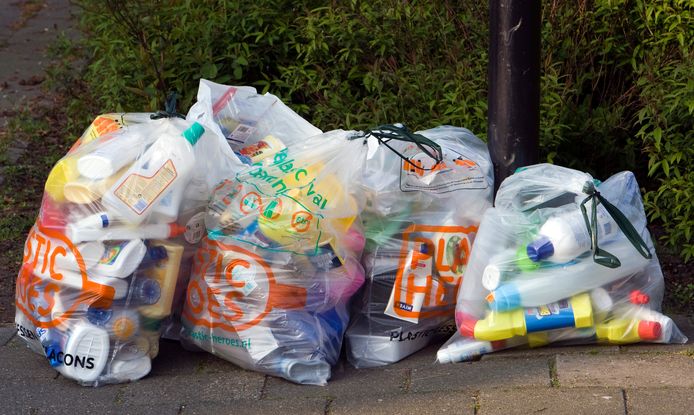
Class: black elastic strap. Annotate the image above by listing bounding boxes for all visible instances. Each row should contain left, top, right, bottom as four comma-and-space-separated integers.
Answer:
358, 124, 443, 170
150, 91, 185, 120
579, 181, 652, 268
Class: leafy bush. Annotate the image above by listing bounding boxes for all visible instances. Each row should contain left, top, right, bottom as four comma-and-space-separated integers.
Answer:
71, 0, 692, 258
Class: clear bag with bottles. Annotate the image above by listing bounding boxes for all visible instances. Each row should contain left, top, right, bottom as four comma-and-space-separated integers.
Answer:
344, 125, 494, 368
439, 164, 687, 364
180, 127, 369, 385
14, 112, 241, 386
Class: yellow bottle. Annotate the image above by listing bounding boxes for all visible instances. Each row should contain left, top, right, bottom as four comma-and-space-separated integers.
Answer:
139, 241, 184, 319
595, 318, 661, 344
44, 157, 80, 202
472, 293, 594, 342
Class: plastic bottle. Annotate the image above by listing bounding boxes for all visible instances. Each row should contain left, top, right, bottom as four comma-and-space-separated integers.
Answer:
66, 222, 186, 243
109, 355, 151, 382
77, 127, 149, 180
87, 306, 140, 341
526, 327, 597, 348
595, 318, 662, 344
527, 173, 643, 263
138, 240, 184, 319
237, 135, 286, 164
70, 212, 119, 230
44, 157, 79, 203
526, 205, 617, 263
63, 168, 127, 205
486, 236, 651, 311
482, 247, 539, 291
91, 239, 147, 279
614, 305, 674, 343
102, 122, 204, 225
437, 334, 527, 364
52, 240, 106, 272
459, 292, 594, 341
58, 322, 110, 383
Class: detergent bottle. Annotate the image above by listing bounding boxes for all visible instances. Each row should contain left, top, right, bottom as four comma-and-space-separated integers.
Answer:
102, 122, 204, 225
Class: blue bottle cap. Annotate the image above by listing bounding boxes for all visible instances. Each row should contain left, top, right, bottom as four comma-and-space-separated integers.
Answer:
147, 246, 168, 261
526, 236, 554, 262
45, 342, 63, 367
488, 284, 521, 312
87, 307, 113, 326
133, 278, 161, 305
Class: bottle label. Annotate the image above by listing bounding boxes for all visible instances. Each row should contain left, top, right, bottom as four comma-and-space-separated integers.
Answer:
99, 241, 129, 265
524, 299, 576, 332
113, 159, 178, 215
384, 224, 477, 324
399, 144, 487, 194
184, 212, 206, 244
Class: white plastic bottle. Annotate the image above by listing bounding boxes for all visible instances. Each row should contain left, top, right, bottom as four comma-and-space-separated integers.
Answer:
91, 239, 147, 279
526, 204, 617, 263
58, 322, 110, 383
77, 127, 150, 180
66, 222, 186, 243
102, 122, 204, 225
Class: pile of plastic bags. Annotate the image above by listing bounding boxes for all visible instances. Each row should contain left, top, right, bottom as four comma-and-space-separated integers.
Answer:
13, 80, 686, 387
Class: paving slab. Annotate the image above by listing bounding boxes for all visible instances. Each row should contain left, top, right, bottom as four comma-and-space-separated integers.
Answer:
117, 369, 266, 406
182, 398, 328, 415
481, 344, 620, 360
150, 339, 246, 377
0, 375, 120, 414
330, 390, 476, 415
477, 387, 625, 415
262, 359, 409, 400
0, 326, 15, 345
409, 356, 550, 393
625, 387, 694, 415
0, 334, 56, 379
556, 353, 694, 388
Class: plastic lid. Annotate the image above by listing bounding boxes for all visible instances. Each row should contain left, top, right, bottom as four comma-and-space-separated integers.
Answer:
183, 122, 205, 146
134, 278, 161, 305
147, 246, 168, 261
87, 307, 113, 326
486, 284, 521, 312
482, 265, 502, 291
110, 355, 151, 382
456, 311, 478, 338
526, 236, 554, 262
169, 223, 187, 237
637, 321, 662, 341
629, 290, 650, 305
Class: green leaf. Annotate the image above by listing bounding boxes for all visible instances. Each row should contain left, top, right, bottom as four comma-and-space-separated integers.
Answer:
200, 62, 218, 79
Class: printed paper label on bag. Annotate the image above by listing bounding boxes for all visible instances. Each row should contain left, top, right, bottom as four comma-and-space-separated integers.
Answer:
384, 224, 477, 323
114, 160, 177, 215
400, 144, 487, 193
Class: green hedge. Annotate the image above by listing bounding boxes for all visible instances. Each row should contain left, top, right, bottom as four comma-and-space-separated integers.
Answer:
73, 0, 693, 259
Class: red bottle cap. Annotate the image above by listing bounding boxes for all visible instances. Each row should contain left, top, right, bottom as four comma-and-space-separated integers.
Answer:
637, 321, 662, 341
169, 223, 187, 237
629, 290, 650, 305
455, 311, 478, 338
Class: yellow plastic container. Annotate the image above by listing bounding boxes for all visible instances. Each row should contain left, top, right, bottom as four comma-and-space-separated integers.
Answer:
474, 293, 594, 342
595, 318, 662, 344
139, 240, 184, 319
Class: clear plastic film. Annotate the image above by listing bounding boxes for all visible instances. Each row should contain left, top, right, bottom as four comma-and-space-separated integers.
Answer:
443, 164, 686, 364
180, 128, 368, 385
345, 126, 494, 368
14, 113, 239, 385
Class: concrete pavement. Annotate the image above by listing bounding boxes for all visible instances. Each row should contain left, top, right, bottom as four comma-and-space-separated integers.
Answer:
1, 315, 692, 414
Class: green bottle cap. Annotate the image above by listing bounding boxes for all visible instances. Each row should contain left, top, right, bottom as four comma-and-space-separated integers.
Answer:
516, 246, 539, 272
183, 122, 205, 146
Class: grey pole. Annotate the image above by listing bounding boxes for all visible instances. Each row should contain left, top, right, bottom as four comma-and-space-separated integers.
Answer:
488, 0, 541, 191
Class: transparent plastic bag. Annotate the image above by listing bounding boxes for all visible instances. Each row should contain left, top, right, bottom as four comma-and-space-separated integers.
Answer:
180, 129, 368, 385
14, 114, 239, 385
345, 125, 494, 368
441, 164, 687, 363
186, 79, 322, 159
